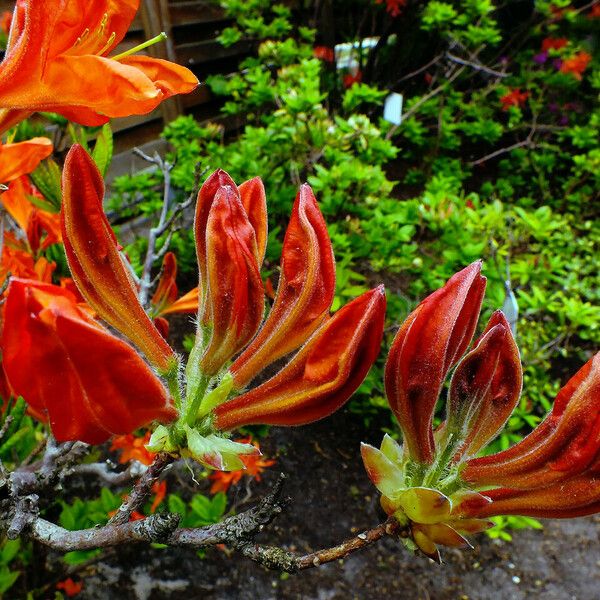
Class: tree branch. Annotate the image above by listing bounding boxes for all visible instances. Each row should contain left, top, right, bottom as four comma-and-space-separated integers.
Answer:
108, 452, 174, 526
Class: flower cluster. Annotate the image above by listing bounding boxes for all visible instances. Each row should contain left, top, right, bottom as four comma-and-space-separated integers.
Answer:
362, 263, 599, 561
2, 147, 386, 470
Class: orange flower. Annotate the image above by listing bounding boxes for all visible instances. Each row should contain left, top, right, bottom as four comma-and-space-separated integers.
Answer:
2, 279, 176, 443
0, 137, 52, 183
313, 46, 335, 62
150, 251, 199, 319
375, 0, 407, 17
0, 237, 56, 283
560, 51, 592, 80
500, 88, 529, 111
56, 578, 83, 597
209, 437, 275, 494
541, 37, 568, 52
0, 11, 12, 35
150, 480, 167, 512
110, 431, 155, 465
0, 0, 198, 133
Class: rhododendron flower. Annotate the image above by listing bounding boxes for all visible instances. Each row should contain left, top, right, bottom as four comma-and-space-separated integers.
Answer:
560, 51, 592, 80
56, 578, 83, 597
362, 262, 600, 561
209, 437, 276, 494
500, 88, 529, 111
0, 0, 198, 133
2, 279, 176, 443
541, 37, 568, 52
1, 148, 385, 470
375, 0, 407, 18
313, 46, 335, 63
111, 432, 156, 466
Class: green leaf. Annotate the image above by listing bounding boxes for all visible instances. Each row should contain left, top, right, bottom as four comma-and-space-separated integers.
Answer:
29, 159, 62, 212
92, 123, 114, 176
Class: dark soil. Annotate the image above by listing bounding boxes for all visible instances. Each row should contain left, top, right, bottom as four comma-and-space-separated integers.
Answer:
70, 410, 600, 600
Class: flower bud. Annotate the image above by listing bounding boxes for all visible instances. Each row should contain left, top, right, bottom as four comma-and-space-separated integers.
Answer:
231, 184, 335, 387
385, 262, 486, 464
215, 286, 386, 430
447, 311, 522, 459
61, 145, 175, 372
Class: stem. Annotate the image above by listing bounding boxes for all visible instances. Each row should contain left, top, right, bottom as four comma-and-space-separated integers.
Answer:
423, 433, 460, 488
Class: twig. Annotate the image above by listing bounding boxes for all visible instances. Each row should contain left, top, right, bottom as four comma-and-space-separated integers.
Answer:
16, 466, 407, 573
445, 52, 507, 78
469, 139, 534, 167
66, 461, 144, 487
108, 453, 174, 525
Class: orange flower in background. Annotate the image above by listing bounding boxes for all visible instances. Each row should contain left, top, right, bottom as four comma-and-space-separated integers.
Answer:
0, 137, 52, 183
541, 37, 568, 52
56, 578, 83, 597
0, 0, 198, 133
375, 0, 407, 18
0, 10, 12, 35
150, 480, 167, 513
209, 438, 276, 494
1, 175, 61, 254
313, 46, 335, 63
111, 431, 156, 465
560, 51, 592, 80
500, 88, 529, 111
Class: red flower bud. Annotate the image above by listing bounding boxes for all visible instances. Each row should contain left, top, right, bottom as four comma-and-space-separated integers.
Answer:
448, 311, 522, 459
238, 176, 268, 267
61, 145, 175, 372
385, 262, 486, 464
197, 184, 264, 375
215, 286, 386, 430
464, 353, 600, 489
1, 279, 176, 444
231, 184, 335, 387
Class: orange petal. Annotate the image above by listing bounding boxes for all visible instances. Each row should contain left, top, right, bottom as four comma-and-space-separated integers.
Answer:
1, 279, 176, 444
61, 145, 175, 372
0, 137, 53, 183
385, 262, 486, 463
231, 184, 336, 387
215, 286, 385, 429
151, 252, 179, 316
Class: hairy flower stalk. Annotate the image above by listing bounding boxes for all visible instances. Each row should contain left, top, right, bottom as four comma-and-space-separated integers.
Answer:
2, 151, 386, 470
362, 263, 600, 561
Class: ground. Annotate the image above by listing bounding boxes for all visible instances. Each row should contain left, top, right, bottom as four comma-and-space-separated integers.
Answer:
70, 410, 600, 600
